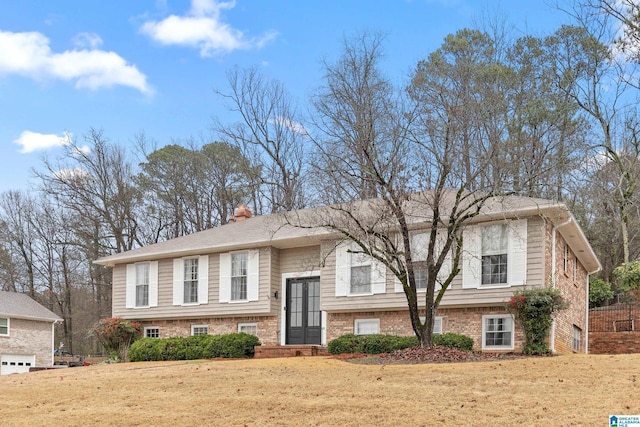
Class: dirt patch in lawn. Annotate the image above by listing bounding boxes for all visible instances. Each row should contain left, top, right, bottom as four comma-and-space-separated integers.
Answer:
1, 353, 638, 426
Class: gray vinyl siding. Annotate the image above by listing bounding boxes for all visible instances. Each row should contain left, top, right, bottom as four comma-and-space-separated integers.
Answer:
112, 247, 274, 320
320, 217, 546, 312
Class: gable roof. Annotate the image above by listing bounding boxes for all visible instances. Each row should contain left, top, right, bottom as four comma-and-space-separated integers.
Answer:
0, 291, 63, 323
94, 193, 601, 273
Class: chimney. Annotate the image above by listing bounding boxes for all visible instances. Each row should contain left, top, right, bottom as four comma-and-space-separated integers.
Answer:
229, 205, 252, 223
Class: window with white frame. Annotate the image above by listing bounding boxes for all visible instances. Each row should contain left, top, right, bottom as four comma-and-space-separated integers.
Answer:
419, 316, 443, 334
335, 243, 386, 296
462, 220, 527, 289
144, 327, 159, 338
184, 258, 199, 303
231, 252, 248, 301
414, 262, 428, 290
126, 261, 158, 309
173, 256, 208, 306
572, 325, 581, 352
573, 257, 578, 282
482, 315, 514, 350
238, 323, 258, 336
191, 325, 209, 336
136, 263, 150, 307
563, 244, 569, 273
354, 318, 380, 335
0, 317, 9, 336
481, 224, 508, 285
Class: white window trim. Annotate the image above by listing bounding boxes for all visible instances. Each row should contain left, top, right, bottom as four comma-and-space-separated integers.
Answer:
219, 250, 259, 303
462, 220, 527, 289
144, 326, 159, 338
354, 318, 380, 335
0, 317, 9, 337
336, 243, 386, 297
126, 261, 158, 309
481, 314, 515, 351
419, 316, 443, 334
173, 255, 209, 306
237, 322, 258, 336
191, 324, 209, 336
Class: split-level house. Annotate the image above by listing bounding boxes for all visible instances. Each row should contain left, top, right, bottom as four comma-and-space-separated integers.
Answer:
95, 195, 601, 354
0, 291, 63, 374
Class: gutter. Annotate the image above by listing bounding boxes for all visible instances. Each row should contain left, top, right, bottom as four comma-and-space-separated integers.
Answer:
584, 264, 602, 354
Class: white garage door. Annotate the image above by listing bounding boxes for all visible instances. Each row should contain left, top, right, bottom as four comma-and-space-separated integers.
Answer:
1, 354, 36, 375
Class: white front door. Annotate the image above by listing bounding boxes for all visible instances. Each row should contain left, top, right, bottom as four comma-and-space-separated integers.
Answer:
0, 354, 35, 375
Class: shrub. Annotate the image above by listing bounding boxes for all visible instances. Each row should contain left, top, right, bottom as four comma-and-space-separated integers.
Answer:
433, 333, 474, 351
129, 333, 261, 362
507, 288, 567, 355
589, 278, 614, 308
92, 318, 143, 362
328, 334, 418, 355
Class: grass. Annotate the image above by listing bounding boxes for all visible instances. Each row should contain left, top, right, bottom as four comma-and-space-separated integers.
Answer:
0, 354, 638, 426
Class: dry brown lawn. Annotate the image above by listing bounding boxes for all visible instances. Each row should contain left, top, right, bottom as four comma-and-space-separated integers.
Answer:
0, 354, 638, 426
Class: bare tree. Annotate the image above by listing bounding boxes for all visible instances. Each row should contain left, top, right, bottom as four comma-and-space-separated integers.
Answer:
213, 66, 307, 213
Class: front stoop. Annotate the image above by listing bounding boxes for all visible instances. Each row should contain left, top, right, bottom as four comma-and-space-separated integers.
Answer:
253, 345, 329, 359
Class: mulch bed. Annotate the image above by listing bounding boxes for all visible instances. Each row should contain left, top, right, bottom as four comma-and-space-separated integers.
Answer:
333, 345, 552, 364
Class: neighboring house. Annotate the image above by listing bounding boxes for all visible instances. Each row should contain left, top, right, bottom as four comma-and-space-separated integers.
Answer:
95, 195, 601, 354
0, 291, 63, 374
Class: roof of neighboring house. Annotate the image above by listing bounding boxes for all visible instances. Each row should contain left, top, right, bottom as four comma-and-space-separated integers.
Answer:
0, 291, 63, 323
94, 193, 601, 273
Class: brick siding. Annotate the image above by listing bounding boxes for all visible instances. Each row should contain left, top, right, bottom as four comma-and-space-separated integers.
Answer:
0, 318, 53, 366
327, 306, 525, 352
139, 315, 279, 345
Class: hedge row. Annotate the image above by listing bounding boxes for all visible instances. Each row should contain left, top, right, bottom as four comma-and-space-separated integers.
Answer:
128, 333, 261, 362
328, 332, 474, 355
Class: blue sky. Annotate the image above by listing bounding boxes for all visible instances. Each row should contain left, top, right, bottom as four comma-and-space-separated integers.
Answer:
0, 0, 569, 192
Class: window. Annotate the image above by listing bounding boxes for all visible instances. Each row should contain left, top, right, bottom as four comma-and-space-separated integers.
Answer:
482, 315, 514, 350
0, 318, 8, 336
191, 325, 209, 336
462, 220, 527, 289
481, 224, 508, 285
572, 325, 582, 352
144, 327, 159, 338
336, 243, 386, 296
414, 262, 428, 290
135, 263, 150, 307
350, 265, 372, 294
573, 257, 578, 282
354, 318, 380, 335
184, 258, 199, 303
238, 323, 258, 336
419, 316, 443, 334
231, 252, 248, 301
563, 244, 569, 273
126, 261, 158, 309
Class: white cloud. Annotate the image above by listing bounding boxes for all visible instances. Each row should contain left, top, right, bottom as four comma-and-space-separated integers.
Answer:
0, 30, 152, 94
140, 0, 277, 57
72, 32, 103, 49
274, 116, 309, 137
12, 131, 70, 153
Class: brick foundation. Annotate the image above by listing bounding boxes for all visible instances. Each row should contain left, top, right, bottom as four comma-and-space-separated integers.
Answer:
327, 306, 525, 352
139, 315, 280, 345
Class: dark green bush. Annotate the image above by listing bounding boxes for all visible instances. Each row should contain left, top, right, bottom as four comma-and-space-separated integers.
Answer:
328, 334, 418, 355
433, 333, 474, 351
128, 333, 260, 362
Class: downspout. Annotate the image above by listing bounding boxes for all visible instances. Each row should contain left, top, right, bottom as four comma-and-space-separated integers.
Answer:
585, 265, 602, 354
550, 217, 573, 353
